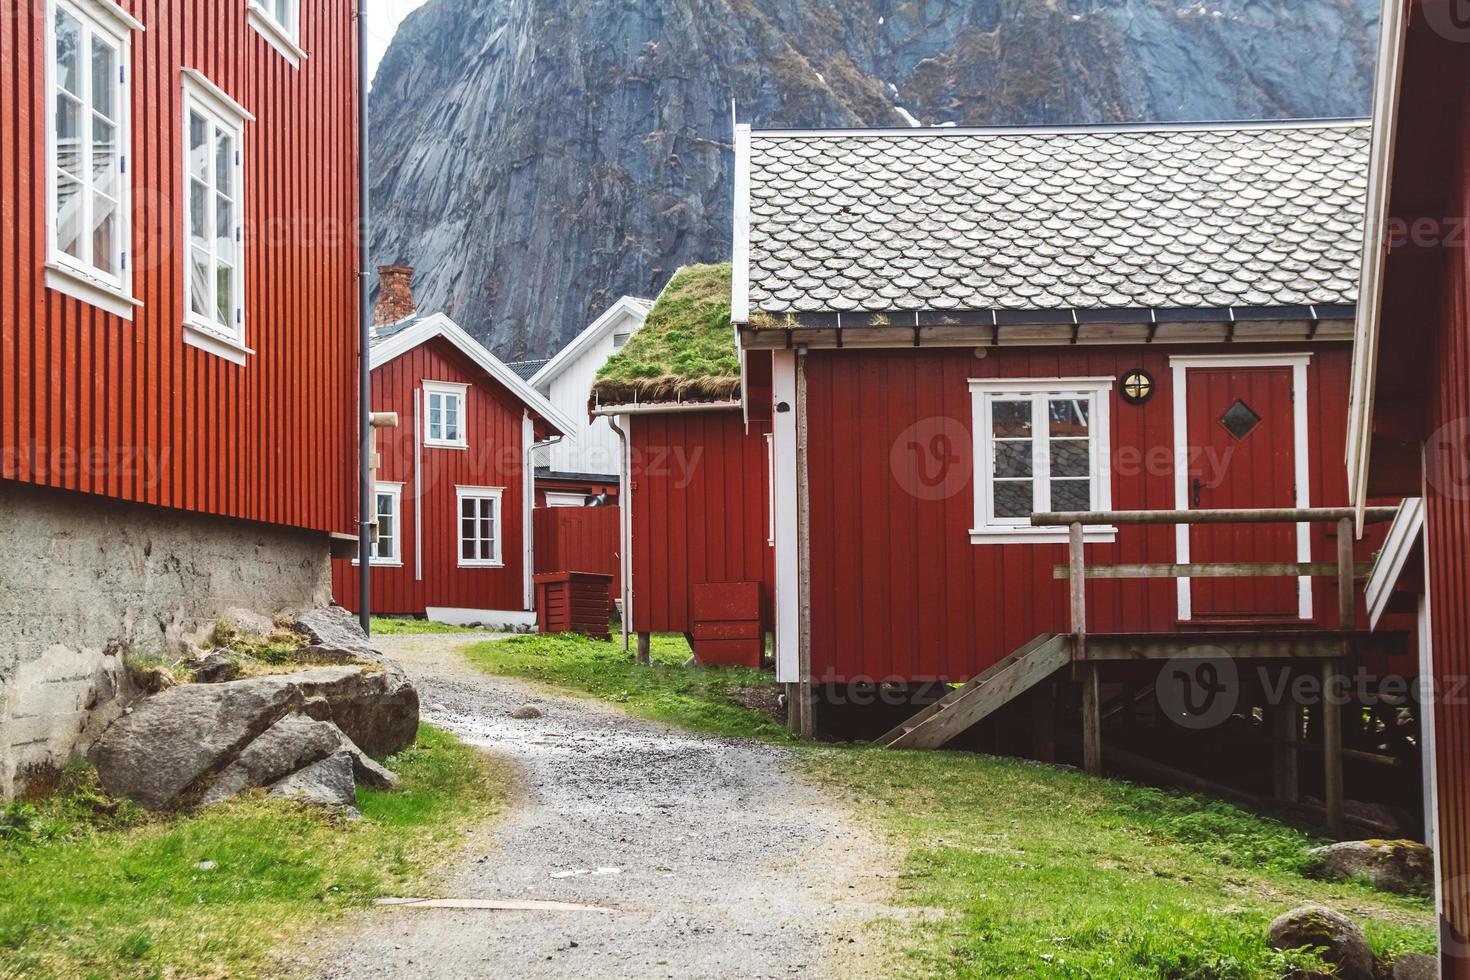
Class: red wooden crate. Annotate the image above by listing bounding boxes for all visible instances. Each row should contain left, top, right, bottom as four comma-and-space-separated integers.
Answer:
691, 582, 762, 667
535, 572, 612, 640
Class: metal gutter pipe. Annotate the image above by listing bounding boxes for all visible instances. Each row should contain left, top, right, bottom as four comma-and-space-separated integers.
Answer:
356, 0, 372, 635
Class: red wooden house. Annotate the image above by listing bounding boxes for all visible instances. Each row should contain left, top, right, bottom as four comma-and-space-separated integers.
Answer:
0, 0, 359, 796
1349, 0, 1470, 968
590, 265, 775, 666
331, 266, 574, 627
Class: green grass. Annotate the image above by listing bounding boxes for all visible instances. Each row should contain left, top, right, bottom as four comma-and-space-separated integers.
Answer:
0, 725, 506, 979
369, 616, 477, 635
462, 632, 796, 742
461, 632, 1437, 978
592, 263, 741, 403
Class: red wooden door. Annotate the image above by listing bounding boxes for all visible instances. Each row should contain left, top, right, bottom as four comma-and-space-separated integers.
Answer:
1185, 366, 1300, 619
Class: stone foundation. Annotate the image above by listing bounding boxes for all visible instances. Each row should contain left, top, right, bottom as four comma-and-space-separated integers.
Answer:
0, 481, 333, 798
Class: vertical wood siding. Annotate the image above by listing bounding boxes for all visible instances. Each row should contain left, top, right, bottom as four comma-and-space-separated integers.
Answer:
802, 343, 1370, 684
628, 410, 774, 634
0, 0, 358, 533
332, 337, 530, 615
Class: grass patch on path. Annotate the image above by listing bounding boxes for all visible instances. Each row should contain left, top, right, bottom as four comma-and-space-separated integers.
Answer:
0, 725, 506, 979
464, 632, 1437, 978
463, 632, 795, 742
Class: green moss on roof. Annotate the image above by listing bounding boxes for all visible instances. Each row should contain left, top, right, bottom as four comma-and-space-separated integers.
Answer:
592, 263, 741, 405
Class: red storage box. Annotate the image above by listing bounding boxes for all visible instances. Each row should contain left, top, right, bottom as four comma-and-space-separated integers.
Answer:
535, 572, 612, 639
691, 582, 763, 667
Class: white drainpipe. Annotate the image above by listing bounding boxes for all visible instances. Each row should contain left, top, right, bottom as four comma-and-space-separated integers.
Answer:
523, 409, 563, 612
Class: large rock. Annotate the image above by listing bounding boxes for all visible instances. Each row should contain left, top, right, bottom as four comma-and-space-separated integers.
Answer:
90, 666, 417, 809
1387, 953, 1439, 980
268, 750, 359, 816
1267, 905, 1374, 980
200, 715, 398, 805
1308, 840, 1434, 895
294, 606, 377, 657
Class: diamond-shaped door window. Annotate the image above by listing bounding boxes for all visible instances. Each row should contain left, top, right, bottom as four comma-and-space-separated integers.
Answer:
1219, 400, 1262, 440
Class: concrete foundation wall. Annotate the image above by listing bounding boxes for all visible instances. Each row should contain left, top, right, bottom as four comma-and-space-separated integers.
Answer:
0, 481, 332, 797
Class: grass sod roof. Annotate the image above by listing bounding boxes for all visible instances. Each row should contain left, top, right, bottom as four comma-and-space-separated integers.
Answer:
592, 263, 741, 405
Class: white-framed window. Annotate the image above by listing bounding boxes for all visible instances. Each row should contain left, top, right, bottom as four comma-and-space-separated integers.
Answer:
969, 378, 1117, 545
45, 0, 142, 320
457, 487, 504, 567
612, 331, 632, 350
354, 482, 402, 566
247, 0, 306, 68
424, 381, 468, 448
181, 70, 251, 364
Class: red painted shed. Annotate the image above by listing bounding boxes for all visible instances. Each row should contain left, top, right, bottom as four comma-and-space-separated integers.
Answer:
1349, 0, 1470, 969
332, 270, 574, 626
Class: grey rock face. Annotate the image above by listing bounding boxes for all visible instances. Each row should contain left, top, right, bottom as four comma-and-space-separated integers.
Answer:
200, 715, 398, 806
293, 606, 378, 658
268, 751, 360, 816
369, 0, 1379, 361
1388, 953, 1440, 980
90, 666, 418, 809
1308, 839, 1435, 895
1267, 905, 1374, 980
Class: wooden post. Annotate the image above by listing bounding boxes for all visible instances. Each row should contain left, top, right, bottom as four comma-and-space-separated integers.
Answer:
796, 353, 814, 740
1031, 682, 1056, 763
636, 631, 650, 665
1337, 517, 1356, 630
1069, 521, 1086, 660
1321, 658, 1345, 836
1082, 663, 1102, 777
1270, 697, 1300, 804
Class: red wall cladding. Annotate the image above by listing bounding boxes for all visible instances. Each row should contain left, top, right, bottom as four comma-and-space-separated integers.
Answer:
802, 342, 1374, 684
333, 337, 530, 616
0, 0, 358, 534
628, 409, 773, 635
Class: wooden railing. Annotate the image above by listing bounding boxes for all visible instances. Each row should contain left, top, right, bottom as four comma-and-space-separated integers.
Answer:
1029, 505, 1401, 835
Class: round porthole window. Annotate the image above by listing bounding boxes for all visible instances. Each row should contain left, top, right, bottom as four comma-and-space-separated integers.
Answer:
1120, 369, 1155, 405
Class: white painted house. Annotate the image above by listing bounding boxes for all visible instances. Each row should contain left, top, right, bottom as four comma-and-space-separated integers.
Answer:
530, 296, 652, 505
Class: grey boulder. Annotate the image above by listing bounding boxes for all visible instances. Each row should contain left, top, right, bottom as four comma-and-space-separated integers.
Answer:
1387, 953, 1439, 980
200, 715, 397, 805
293, 606, 382, 664
268, 750, 360, 816
90, 665, 417, 809
1267, 905, 1374, 980
1308, 840, 1434, 895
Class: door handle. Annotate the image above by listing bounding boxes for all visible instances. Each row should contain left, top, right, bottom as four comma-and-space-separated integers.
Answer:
1192, 478, 1204, 507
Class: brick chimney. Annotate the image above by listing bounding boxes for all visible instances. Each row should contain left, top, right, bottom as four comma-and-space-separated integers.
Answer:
373, 264, 417, 327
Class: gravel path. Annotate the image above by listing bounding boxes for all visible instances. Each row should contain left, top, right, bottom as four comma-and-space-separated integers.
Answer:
293, 634, 895, 979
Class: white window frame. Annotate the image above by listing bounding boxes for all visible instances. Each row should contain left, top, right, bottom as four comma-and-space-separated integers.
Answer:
457, 486, 504, 568
354, 482, 403, 567
543, 491, 588, 508
180, 69, 253, 364
247, 0, 306, 68
44, 0, 143, 321
969, 377, 1117, 545
423, 381, 469, 449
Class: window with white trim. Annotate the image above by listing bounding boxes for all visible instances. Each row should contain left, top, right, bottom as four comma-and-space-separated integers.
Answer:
424, 382, 468, 447
251, 0, 297, 41
372, 483, 402, 565
47, 0, 134, 302
182, 73, 246, 347
969, 378, 1116, 544
457, 488, 503, 567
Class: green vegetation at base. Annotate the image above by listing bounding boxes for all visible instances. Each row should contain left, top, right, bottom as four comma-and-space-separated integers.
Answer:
463, 631, 1437, 978
462, 631, 794, 743
369, 616, 477, 635
0, 725, 505, 979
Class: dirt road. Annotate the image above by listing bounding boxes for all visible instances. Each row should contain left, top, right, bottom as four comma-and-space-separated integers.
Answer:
296, 635, 893, 979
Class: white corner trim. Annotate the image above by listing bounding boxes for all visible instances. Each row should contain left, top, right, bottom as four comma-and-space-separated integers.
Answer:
44, 262, 141, 321
1170, 353, 1313, 621
75, 0, 145, 34
372, 313, 577, 435
528, 296, 651, 389
771, 351, 799, 683
182, 322, 253, 365
247, 4, 306, 68
1366, 497, 1425, 630
731, 123, 752, 324
180, 68, 255, 123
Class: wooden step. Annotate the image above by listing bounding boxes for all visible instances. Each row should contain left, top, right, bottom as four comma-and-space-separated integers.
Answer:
878, 634, 1072, 750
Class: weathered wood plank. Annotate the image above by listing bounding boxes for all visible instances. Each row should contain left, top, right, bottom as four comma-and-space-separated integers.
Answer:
1270, 699, 1300, 804
1082, 662, 1102, 777
1081, 630, 1406, 661
1322, 659, 1345, 836
1053, 561, 1373, 580
1031, 507, 1399, 527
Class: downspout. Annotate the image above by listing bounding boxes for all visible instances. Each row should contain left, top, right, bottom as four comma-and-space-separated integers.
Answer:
523, 413, 563, 612
356, 0, 372, 635
608, 413, 632, 652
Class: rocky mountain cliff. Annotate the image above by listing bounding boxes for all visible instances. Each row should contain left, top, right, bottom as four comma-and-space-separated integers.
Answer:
369, 0, 1379, 359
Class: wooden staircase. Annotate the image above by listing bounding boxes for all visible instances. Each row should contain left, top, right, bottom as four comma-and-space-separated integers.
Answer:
876, 634, 1072, 750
